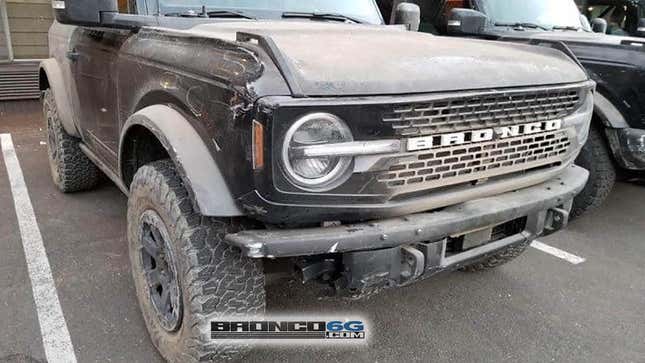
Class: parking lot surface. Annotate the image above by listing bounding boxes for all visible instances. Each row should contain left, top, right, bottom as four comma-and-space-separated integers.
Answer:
1, 101, 644, 363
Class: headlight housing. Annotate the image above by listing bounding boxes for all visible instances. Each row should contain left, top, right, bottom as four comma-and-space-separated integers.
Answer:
282, 113, 354, 191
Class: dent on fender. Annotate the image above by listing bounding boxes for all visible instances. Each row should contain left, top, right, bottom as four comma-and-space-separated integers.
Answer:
112, 27, 292, 212
123, 28, 267, 99
118, 26, 286, 131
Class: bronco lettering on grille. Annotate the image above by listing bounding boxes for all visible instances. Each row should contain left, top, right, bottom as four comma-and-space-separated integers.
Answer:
406, 119, 562, 152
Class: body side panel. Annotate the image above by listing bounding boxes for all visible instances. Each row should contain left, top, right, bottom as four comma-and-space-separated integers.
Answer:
39, 59, 78, 136
41, 22, 82, 137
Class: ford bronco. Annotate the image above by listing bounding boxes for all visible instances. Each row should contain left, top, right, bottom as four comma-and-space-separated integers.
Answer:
393, 0, 645, 218
41, 0, 592, 361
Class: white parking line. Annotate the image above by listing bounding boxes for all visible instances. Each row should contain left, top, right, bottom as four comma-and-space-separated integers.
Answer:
1, 134, 78, 363
531, 240, 586, 265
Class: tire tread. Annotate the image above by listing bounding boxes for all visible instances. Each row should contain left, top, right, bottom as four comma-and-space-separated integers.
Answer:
572, 125, 616, 218
128, 160, 265, 362
43, 89, 100, 193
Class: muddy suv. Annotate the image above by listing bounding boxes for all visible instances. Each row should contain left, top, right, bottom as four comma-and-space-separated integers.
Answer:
42, 0, 592, 361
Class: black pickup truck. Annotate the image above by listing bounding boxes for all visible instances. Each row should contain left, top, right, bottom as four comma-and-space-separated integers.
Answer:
42, 0, 592, 361
395, 0, 645, 217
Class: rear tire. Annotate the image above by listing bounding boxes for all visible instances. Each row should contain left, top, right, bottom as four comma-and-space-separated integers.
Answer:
127, 160, 265, 362
461, 240, 530, 272
572, 125, 616, 218
43, 89, 100, 192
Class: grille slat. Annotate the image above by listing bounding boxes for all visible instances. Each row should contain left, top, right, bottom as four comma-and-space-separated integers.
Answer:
383, 88, 581, 137
378, 130, 572, 192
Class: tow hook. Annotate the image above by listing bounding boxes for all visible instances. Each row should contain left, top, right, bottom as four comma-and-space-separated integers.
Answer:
544, 207, 570, 235
400, 246, 425, 284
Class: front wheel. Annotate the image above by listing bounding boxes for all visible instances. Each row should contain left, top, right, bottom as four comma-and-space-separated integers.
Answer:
127, 160, 266, 362
42, 89, 100, 192
572, 125, 616, 218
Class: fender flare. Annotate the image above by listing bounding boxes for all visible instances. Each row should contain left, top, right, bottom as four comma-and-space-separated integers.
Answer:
119, 105, 243, 217
593, 91, 629, 128
39, 59, 80, 137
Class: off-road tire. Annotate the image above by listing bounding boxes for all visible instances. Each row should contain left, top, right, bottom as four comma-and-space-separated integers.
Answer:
572, 125, 616, 218
42, 89, 100, 192
127, 160, 266, 363
461, 240, 530, 272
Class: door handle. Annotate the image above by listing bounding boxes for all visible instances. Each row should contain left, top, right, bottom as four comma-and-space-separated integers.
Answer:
66, 50, 80, 61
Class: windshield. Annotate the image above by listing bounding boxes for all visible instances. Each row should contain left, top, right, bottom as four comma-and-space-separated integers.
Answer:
157, 0, 383, 24
478, 0, 584, 30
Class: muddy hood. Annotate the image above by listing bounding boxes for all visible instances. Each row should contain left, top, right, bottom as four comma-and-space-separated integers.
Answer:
176, 21, 587, 97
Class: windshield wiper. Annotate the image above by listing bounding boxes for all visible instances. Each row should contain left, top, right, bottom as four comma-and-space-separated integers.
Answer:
552, 25, 582, 31
206, 10, 255, 19
282, 12, 363, 24
164, 8, 254, 19
494, 22, 549, 31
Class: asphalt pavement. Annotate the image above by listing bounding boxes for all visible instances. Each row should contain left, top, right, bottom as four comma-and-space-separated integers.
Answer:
1, 101, 644, 363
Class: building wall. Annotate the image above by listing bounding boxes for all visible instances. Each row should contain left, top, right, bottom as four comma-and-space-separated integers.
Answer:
0, 2, 10, 60
3, 0, 53, 59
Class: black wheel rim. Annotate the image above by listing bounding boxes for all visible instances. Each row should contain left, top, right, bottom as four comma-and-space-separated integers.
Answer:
139, 210, 182, 332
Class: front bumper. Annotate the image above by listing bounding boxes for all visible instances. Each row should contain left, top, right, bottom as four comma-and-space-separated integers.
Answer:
227, 165, 589, 259
606, 128, 645, 170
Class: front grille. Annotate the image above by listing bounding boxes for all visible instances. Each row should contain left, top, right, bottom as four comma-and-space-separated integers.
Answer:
382, 87, 582, 137
378, 130, 572, 192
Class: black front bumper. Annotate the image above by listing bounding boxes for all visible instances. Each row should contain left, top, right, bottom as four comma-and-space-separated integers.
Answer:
226, 165, 588, 259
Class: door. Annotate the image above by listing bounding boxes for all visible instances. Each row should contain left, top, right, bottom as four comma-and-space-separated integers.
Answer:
70, 27, 130, 169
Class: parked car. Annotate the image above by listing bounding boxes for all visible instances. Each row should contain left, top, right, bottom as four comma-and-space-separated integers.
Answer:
577, 0, 645, 37
388, 0, 645, 217
41, 0, 592, 361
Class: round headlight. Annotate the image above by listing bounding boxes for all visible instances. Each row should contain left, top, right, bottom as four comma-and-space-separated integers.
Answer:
282, 113, 354, 191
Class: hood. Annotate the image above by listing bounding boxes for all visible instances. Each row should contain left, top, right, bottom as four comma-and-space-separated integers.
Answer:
163, 21, 588, 97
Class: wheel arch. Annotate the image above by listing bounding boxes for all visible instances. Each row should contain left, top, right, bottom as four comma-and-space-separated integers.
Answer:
119, 104, 243, 217
593, 91, 629, 129
38, 59, 80, 137
591, 91, 633, 167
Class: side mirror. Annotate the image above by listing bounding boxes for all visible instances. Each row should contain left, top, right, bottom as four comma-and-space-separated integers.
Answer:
637, 18, 645, 36
447, 8, 488, 35
393, 2, 421, 32
591, 18, 608, 33
52, 0, 118, 26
